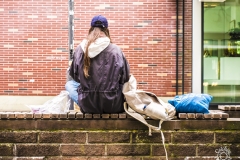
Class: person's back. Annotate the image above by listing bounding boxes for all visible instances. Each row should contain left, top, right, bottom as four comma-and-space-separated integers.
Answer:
66, 15, 130, 113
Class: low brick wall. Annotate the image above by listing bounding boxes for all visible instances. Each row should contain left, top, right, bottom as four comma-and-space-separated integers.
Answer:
0, 113, 240, 160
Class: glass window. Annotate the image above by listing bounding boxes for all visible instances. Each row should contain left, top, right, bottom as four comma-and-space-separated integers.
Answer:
203, 0, 240, 103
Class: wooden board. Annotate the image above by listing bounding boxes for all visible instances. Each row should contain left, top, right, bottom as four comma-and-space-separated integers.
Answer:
218, 105, 240, 111
178, 110, 229, 120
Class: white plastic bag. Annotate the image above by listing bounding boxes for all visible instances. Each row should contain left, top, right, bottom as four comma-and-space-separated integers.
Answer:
27, 91, 70, 114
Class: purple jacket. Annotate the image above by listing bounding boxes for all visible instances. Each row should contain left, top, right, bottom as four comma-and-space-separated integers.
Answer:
69, 43, 130, 114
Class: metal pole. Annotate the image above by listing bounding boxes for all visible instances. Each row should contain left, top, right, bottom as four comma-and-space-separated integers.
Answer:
176, 0, 179, 95
182, 0, 185, 94
68, 0, 74, 110
68, 0, 74, 61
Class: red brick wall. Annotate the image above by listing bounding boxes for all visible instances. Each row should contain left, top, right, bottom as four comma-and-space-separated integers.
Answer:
0, 118, 239, 159
0, 0, 192, 96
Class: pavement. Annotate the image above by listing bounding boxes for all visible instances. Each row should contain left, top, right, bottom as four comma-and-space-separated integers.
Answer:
0, 96, 55, 112
0, 95, 173, 112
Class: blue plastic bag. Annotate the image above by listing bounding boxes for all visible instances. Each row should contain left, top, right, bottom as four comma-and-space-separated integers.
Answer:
168, 93, 213, 113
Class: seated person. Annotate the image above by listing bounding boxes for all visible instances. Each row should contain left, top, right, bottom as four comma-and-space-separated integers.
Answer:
65, 15, 130, 114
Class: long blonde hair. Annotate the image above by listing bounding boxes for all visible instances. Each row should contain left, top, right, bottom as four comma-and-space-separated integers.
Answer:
83, 27, 112, 78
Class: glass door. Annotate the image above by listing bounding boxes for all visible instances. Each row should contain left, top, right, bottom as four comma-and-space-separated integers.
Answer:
203, 0, 240, 103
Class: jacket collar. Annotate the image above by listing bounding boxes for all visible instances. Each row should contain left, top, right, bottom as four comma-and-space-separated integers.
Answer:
80, 37, 110, 58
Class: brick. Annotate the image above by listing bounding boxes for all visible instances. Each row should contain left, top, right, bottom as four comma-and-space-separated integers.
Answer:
221, 113, 229, 119
142, 157, 167, 160
119, 113, 127, 119
168, 158, 188, 160
35, 119, 150, 130
93, 114, 101, 119
178, 113, 187, 119
15, 113, 26, 119
13, 157, 45, 160
172, 132, 214, 144
51, 114, 59, 119
34, 114, 42, 119
184, 157, 216, 160
0, 120, 36, 130
39, 132, 86, 143
84, 114, 92, 119
110, 114, 118, 119
25, 113, 34, 119
151, 145, 169, 156
153, 145, 196, 157
198, 145, 223, 156
0, 113, 8, 119
107, 145, 150, 156
0, 131, 37, 143
195, 113, 203, 119
47, 156, 142, 160
76, 112, 84, 119
203, 114, 212, 119
218, 105, 230, 110
42, 114, 51, 119
68, 112, 76, 119
61, 145, 105, 156
88, 132, 130, 143
216, 132, 240, 143
101, 114, 110, 119
132, 131, 171, 143
15, 144, 60, 156
212, 113, 221, 119
0, 157, 13, 160
229, 145, 240, 156
236, 105, 240, 110
59, 113, 68, 119
8, 113, 16, 119
0, 144, 13, 156
187, 113, 196, 119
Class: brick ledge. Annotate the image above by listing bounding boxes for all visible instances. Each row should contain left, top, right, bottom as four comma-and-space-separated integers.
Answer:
0, 118, 239, 131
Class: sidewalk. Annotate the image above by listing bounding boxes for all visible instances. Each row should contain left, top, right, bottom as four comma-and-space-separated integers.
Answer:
0, 96, 55, 112
0, 96, 172, 112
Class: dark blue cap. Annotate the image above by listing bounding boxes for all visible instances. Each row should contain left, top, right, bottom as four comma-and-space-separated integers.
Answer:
91, 15, 108, 28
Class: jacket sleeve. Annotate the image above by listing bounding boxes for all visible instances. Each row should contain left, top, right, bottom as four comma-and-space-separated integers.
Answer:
121, 54, 130, 84
69, 46, 81, 83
